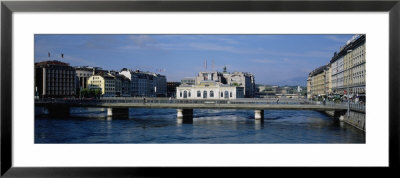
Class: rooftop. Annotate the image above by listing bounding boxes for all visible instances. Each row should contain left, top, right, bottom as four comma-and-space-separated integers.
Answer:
330, 34, 366, 63
309, 65, 326, 77
35, 60, 70, 67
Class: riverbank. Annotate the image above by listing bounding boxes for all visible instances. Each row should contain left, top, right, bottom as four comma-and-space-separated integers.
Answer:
324, 110, 365, 132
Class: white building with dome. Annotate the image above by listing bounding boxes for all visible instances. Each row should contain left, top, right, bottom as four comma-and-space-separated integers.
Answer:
176, 69, 246, 99
176, 80, 244, 99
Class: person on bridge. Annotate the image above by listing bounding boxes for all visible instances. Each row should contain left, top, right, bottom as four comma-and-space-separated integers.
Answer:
276, 97, 279, 104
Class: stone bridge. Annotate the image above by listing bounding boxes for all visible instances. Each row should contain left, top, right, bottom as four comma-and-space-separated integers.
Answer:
35, 98, 365, 122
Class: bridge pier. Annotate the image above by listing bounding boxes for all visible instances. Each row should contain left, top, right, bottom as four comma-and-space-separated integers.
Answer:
107, 108, 129, 119
254, 110, 264, 120
107, 108, 113, 117
177, 109, 193, 123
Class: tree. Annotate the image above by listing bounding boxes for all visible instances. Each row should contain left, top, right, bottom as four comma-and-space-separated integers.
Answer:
93, 89, 101, 99
80, 88, 89, 98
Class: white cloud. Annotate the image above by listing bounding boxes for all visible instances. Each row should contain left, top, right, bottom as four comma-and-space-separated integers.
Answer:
324, 35, 349, 43
127, 35, 156, 47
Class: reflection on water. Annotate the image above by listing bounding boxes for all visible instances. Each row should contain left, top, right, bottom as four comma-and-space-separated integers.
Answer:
35, 107, 365, 143
255, 119, 264, 130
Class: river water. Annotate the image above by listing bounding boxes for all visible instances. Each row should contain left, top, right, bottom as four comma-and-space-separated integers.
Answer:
35, 107, 365, 143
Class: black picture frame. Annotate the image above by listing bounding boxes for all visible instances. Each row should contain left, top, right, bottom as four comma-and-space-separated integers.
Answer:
1, 0, 399, 177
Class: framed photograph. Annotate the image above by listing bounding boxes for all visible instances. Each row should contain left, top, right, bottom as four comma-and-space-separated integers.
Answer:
1, 0, 399, 177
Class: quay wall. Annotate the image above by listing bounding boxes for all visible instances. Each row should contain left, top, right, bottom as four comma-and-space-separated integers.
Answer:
324, 110, 365, 132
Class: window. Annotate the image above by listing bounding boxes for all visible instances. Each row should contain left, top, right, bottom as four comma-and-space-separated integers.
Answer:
180, 91, 182, 97
197, 91, 201, 97
210, 91, 214, 97
203, 91, 207, 98
221, 92, 223, 97
189, 91, 191, 97
183, 91, 188, 98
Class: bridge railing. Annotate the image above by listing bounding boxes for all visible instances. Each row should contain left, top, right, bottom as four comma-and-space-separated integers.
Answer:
302, 99, 365, 112
34, 97, 365, 111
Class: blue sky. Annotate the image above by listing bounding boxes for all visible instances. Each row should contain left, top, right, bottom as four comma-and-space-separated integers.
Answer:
34, 34, 355, 85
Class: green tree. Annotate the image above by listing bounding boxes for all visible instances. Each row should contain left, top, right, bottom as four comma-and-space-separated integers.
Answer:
80, 88, 89, 98
232, 82, 240, 87
93, 89, 101, 99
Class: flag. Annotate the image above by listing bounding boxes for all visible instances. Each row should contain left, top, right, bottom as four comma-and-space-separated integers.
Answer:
48, 52, 50, 57
61, 53, 64, 58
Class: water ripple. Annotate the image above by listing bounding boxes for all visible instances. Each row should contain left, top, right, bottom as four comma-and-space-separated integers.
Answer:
35, 108, 365, 143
